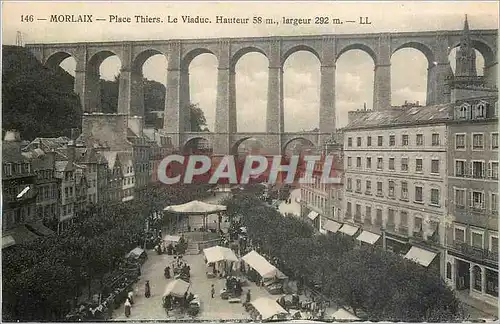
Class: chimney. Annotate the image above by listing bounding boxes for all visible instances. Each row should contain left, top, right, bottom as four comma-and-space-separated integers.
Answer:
67, 140, 76, 162
4, 130, 21, 142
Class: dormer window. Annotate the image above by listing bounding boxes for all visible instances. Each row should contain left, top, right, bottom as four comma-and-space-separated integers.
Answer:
459, 103, 469, 119
476, 102, 486, 118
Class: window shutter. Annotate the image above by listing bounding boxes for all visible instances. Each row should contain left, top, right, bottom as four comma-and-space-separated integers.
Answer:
482, 162, 486, 178
469, 161, 473, 177
481, 193, 485, 209
488, 162, 492, 178
468, 190, 472, 208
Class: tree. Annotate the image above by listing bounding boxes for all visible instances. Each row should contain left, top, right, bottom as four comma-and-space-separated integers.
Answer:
188, 103, 209, 132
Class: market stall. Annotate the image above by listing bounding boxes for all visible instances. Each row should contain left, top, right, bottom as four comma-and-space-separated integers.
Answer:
125, 247, 147, 264
203, 245, 238, 278
162, 279, 192, 311
246, 297, 289, 321
242, 250, 288, 294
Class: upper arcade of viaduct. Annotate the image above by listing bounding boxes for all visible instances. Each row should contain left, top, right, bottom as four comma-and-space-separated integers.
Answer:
26, 29, 498, 154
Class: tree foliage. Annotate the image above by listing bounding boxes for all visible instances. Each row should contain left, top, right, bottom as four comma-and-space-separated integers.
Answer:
225, 191, 464, 322
2, 183, 213, 321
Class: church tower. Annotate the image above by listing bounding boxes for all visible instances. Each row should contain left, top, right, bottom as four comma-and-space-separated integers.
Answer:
455, 15, 477, 77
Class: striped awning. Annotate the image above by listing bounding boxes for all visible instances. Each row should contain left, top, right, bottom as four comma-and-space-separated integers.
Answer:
322, 219, 342, 233
404, 246, 437, 267
338, 224, 359, 236
356, 231, 380, 245
307, 211, 319, 220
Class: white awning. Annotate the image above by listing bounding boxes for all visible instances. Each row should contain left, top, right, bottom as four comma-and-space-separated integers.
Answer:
163, 279, 190, 298
322, 219, 342, 233
164, 200, 227, 214
356, 231, 380, 245
126, 247, 145, 259
404, 246, 437, 267
2, 235, 15, 249
338, 224, 359, 236
251, 297, 288, 320
307, 211, 319, 220
332, 308, 360, 321
164, 235, 181, 242
242, 250, 287, 279
203, 245, 238, 263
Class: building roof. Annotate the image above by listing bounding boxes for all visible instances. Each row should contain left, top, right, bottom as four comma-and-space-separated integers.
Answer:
2, 141, 28, 163
345, 104, 452, 130
21, 148, 46, 159
26, 137, 70, 151
55, 160, 70, 172
101, 151, 118, 169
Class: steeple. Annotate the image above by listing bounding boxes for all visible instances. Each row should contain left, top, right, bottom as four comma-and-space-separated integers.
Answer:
455, 14, 477, 77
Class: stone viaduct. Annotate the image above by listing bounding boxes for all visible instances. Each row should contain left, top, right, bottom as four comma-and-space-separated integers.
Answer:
26, 29, 497, 154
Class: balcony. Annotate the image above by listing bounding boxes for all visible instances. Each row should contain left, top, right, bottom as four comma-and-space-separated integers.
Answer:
450, 242, 498, 262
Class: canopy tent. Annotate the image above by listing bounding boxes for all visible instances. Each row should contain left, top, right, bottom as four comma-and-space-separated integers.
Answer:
203, 245, 238, 263
163, 279, 190, 298
338, 224, 359, 236
251, 297, 288, 320
356, 230, 380, 245
126, 247, 146, 259
164, 235, 181, 242
242, 250, 287, 279
322, 219, 342, 233
331, 308, 360, 321
307, 211, 319, 220
404, 246, 437, 267
164, 200, 227, 215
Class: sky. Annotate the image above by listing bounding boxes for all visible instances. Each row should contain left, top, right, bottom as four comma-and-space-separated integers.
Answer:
2, 1, 498, 132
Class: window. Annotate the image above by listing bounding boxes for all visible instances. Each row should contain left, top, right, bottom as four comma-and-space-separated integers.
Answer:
473, 134, 484, 150
472, 161, 485, 178
356, 179, 361, 192
377, 182, 383, 196
432, 133, 440, 146
347, 178, 352, 191
366, 180, 371, 194
387, 209, 395, 228
366, 206, 372, 221
401, 158, 408, 172
431, 188, 440, 206
492, 193, 498, 212
416, 159, 423, 172
346, 202, 352, 216
356, 157, 361, 168
446, 263, 452, 279
490, 236, 498, 254
355, 204, 361, 219
377, 136, 383, 146
471, 191, 485, 209
416, 134, 424, 146
455, 134, 465, 149
357, 137, 362, 147
431, 159, 440, 174
376, 209, 382, 225
471, 231, 484, 249
492, 133, 499, 149
455, 189, 466, 207
455, 160, 466, 176
402, 135, 409, 146
415, 186, 423, 202
414, 217, 423, 234
490, 162, 498, 179
389, 135, 395, 146
401, 181, 408, 200
476, 102, 486, 118
347, 157, 352, 167
388, 181, 395, 197
367, 136, 372, 146
348, 138, 352, 147
366, 157, 372, 169
400, 211, 408, 230
454, 227, 465, 243
377, 158, 383, 170
64, 187, 68, 198
389, 158, 395, 170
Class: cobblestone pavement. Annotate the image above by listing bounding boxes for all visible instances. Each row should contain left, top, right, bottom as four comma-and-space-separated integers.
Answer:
278, 189, 301, 217
111, 251, 296, 320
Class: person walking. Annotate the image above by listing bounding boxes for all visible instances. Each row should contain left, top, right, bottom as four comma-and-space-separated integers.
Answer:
211, 284, 215, 298
127, 291, 134, 305
124, 299, 131, 318
246, 289, 251, 303
145, 280, 151, 298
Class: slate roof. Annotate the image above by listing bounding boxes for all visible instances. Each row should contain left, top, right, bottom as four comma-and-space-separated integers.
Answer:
345, 104, 452, 130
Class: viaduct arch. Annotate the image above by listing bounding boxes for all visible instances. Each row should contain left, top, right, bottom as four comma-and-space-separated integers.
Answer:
27, 29, 497, 154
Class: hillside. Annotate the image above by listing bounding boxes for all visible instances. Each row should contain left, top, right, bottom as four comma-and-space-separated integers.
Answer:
2, 46, 82, 140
